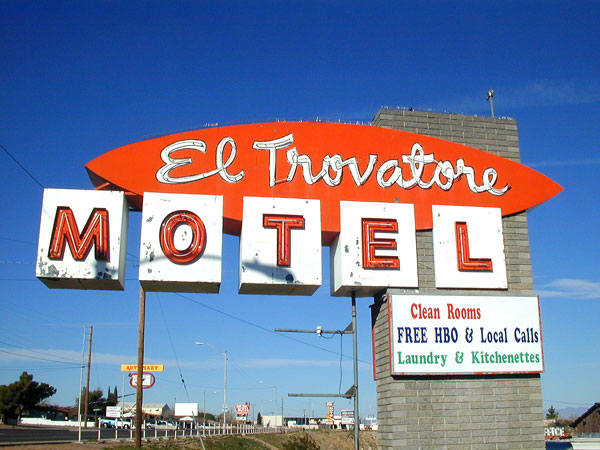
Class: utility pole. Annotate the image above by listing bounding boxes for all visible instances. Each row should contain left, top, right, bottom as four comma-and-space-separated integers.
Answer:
351, 292, 359, 450
195, 342, 228, 429
224, 350, 228, 429
135, 286, 146, 448
83, 325, 93, 428
77, 324, 86, 442
276, 291, 360, 450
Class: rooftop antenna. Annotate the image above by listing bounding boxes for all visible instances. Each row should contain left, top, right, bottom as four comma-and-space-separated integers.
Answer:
486, 89, 495, 118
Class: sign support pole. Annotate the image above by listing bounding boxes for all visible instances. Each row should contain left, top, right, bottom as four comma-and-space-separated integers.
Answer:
277, 293, 359, 450
83, 325, 93, 428
351, 291, 359, 450
135, 286, 146, 448
77, 324, 86, 443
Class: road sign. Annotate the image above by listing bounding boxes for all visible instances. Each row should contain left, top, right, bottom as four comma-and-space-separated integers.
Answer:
234, 404, 251, 416
128, 372, 155, 389
120, 364, 164, 372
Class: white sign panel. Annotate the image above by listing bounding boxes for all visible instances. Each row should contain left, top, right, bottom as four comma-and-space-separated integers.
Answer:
432, 205, 507, 289
340, 410, 354, 425
331, 201, 418, 297
139, 192, 223, 293
36, 188, 129, 290
106, 406, 122, 418
174, 402, 199, 417
389, 295, 543, 375
239, 196, 321, 295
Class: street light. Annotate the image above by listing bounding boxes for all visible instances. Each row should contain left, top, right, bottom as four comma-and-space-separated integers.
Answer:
259, 381, 278, 422
486, 89, 495, 118
196, 342, 228, 428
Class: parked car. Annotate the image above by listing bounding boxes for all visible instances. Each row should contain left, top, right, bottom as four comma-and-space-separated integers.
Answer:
99, 418, 131, 429
146, 420, 177, 430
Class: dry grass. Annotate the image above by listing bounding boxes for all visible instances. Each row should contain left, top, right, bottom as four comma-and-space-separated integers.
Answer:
0, 430, 377, 450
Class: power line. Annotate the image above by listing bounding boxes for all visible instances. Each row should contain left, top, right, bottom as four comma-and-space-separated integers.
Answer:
0, 348, 84, 365
0, 340, 81, 364
173, 293, 372, 365
157, 297, 192, 402
0, 142, 45, 189
0, 365, 82, 372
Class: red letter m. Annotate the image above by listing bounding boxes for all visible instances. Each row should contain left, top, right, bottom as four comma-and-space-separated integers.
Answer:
48, 207, 110, 261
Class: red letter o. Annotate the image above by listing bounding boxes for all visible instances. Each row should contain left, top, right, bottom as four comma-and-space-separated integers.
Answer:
160, 210, 206, 264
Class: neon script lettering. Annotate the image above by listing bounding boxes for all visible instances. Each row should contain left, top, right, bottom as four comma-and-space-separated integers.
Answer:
156, 134, 509, 196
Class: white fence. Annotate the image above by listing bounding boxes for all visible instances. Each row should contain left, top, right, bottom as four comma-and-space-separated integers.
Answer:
95, 423, 289, 442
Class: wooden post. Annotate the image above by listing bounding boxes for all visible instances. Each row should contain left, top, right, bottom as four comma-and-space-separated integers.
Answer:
83, 325, 93, 428
134, 286, 146, 448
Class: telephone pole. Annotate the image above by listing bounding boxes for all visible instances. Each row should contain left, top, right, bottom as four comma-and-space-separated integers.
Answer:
83, 325, 93, 427
77, 324, 86, 442
135, 287, 146, 448
276, 291, 360, 450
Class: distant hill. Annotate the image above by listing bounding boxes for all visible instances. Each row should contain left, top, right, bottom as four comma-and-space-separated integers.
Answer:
558, 406, 587, 420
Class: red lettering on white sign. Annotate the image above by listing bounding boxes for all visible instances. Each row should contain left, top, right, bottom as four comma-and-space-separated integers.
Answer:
48, 207, 110, 261
361, 218, 400, 269
262, 214, 305, 266
159, 210, 206, 264
455, 222, 493, 272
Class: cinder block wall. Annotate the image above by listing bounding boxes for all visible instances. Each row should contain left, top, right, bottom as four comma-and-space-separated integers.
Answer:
371, 108, 544, 450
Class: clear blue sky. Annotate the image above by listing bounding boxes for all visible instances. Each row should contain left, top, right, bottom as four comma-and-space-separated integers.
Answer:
1, 1, 598, 419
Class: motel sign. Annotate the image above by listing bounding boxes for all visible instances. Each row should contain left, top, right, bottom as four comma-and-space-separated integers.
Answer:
35, 121, 560, 377
37, 190, 510, 296
36, 122, 560, 296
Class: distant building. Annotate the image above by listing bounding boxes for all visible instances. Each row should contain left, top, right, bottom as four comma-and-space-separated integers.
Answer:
21, 405, 70, 421
261, 414, 284, 427
571, 403, 600, 434
120, 402, 171, 417
285, 416, 322, 429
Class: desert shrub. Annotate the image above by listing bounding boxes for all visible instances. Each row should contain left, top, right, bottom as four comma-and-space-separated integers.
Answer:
282, 433, 320, 450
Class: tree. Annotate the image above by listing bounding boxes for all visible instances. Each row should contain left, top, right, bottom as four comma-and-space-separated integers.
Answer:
199, 411, 217, 423
216, 410, 235, 423
106, 386, 118, 407
546, 405, 559, 420
0, 372, 56, 424
257, 412, 263, 425
75, 388, 107, 417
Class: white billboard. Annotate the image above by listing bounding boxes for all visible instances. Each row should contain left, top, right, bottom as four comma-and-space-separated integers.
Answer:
174, 402, 199, 417
389, 295, 543, 375
106, 406, 122, 418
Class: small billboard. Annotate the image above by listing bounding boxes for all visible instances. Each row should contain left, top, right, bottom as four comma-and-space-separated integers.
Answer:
341, 410, 354, 425
174, 403, 199, 417
106, 406, 122, 418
